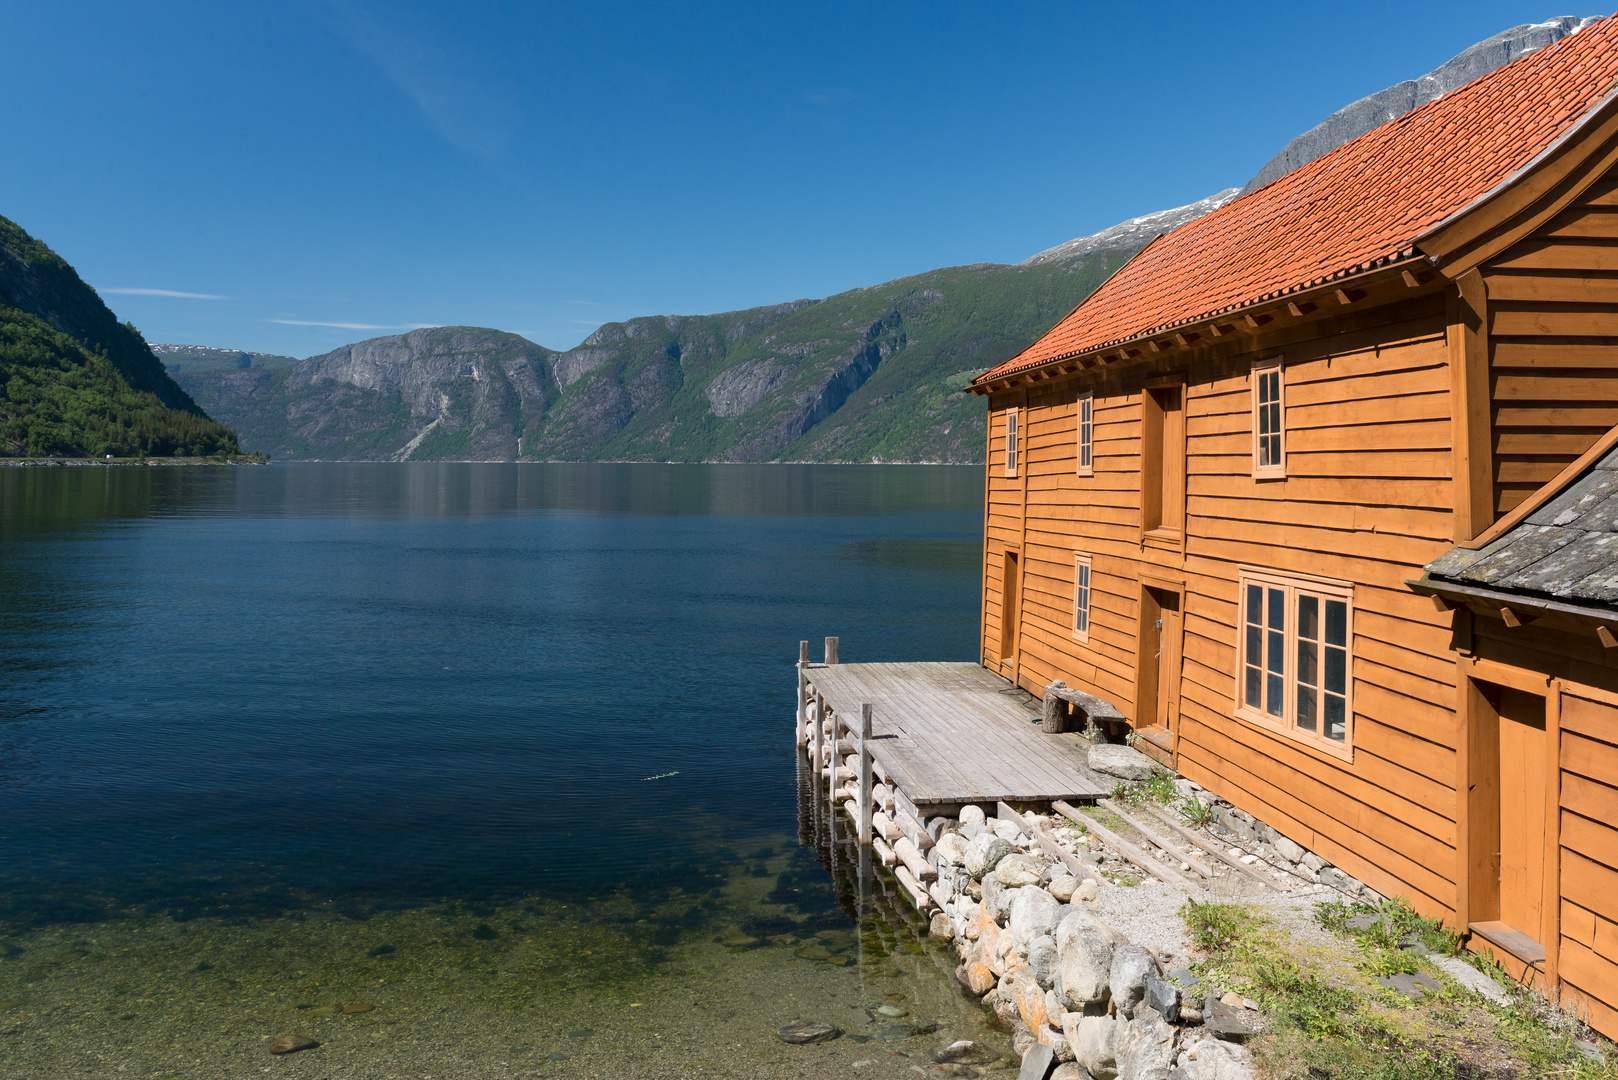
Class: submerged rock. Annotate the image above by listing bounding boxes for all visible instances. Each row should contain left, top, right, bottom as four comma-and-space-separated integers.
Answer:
267, 1035, 319, 1055
934, 1039, 999, 1064
776, 1020, 843, 1044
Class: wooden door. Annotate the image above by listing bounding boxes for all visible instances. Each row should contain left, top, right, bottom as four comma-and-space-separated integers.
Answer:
1154, 588, 1182, 731
999, 551, 1020, 663
1498, 687, 1548, 939
1134, 585, 1182, 760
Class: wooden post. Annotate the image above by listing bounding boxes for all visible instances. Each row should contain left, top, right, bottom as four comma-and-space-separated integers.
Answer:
828, 710, 839, 806
1041, 682, 1070, 734
797, 640, 809, 748
825, 636, 839, 665
858, 703, 873, 845
812, 691, 825, 775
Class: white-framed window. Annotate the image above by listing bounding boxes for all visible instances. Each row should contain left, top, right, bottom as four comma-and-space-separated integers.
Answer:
1005, 408, 1019, 477
1076, 391, 1094, 476
1252, 356, 1285, 478
1073, 553, 1093, 642
1236, 566, 1353, 757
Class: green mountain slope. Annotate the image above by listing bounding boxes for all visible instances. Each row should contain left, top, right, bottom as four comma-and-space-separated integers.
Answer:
175, 252, 1129, 463
0, 216, 238, 457
151, 343, 301, 374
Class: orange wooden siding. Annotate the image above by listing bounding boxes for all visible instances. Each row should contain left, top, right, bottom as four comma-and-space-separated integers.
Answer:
980, 296, 1465, 921
1486, 172, 1618, 516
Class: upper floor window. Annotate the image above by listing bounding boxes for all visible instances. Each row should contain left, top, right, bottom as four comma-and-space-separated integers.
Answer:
1073, 553, 1092, 642
1076, 391, 1094, 476
1236, 566, 1352, 757
1141, 383, 1185, 540
1252, 357, 1285, 478
1005, 408, 1019, 477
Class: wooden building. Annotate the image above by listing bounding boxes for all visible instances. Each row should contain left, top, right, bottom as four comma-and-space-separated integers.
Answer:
968, 19, 1618, 1035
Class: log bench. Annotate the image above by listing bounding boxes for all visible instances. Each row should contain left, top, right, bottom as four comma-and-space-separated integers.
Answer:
1041, 680, 1128, 737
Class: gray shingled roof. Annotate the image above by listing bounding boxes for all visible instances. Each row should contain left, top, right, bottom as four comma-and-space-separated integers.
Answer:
1425, 443, 1618, 605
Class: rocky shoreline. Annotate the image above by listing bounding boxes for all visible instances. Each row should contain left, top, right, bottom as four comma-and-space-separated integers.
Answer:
912, 802, 1257, 1080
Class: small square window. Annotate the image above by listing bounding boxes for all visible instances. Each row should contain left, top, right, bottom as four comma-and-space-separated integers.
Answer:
1073, 553, 1093, 642
1076, 391, 1094, 477
1236, 566, 1352, 758
1252, 357, 1285, 478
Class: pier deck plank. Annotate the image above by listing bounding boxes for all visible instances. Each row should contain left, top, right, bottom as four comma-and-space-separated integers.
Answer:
805, 661, 1110, 809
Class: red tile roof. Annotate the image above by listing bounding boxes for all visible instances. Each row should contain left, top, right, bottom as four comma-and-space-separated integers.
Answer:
975, 15, 1618, 384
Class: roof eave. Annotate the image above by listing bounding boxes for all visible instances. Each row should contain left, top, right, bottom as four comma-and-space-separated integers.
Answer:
966, 256, 1435, 394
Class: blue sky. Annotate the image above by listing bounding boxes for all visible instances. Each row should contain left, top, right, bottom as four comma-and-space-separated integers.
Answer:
2, 2, 1593, 357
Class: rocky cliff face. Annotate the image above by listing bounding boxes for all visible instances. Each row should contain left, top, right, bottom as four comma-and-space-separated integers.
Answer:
175, 255, 1131, 463
1241, 16, 1600, 194
178, 327, 556, 461
1028, 17, 1603, 264
1021, 190, 1240, 267
174, 17, 1602, 464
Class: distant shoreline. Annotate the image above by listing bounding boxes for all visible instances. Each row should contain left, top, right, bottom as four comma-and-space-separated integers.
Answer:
0, 457, 269, 468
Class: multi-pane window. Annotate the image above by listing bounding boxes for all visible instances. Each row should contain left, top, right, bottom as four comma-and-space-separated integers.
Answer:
1237, 568, 1352, 754
1005, 408, 1019, 477
1252, 358, 1285, 478
1076, 391, 1094, 476
1073, 553, 1093, 642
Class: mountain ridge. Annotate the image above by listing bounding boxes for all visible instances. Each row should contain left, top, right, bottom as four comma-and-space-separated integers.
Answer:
0, 215, 239, 457
167, 16, 1598, 464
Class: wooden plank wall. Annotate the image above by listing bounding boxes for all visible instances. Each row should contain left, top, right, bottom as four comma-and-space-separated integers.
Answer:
1485, 171, 1618, 516
1557, 688, 1618, 1041
983, 400, 1020, 670
1470, 620, 1618, 1039
981, 295, 1465, 919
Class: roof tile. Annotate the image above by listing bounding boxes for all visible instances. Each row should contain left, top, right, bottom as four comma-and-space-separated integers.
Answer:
979, 16, 1618, 382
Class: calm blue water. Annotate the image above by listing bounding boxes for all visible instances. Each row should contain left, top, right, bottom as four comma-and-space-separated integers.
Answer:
0, 463, 983, 924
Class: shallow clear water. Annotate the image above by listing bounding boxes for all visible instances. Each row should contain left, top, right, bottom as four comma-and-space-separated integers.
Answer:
0, 463, 1005, 1078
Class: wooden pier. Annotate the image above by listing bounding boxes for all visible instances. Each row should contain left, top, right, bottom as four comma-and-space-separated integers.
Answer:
796, 637, 1108, 828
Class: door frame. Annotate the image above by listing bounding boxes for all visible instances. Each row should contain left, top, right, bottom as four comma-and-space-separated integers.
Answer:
1456, 656, 1561, 984
999, 548, 1021, 677
1135, 571, 1186, 767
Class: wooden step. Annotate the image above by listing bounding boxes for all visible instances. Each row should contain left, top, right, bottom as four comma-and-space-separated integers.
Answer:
1469, 920, 1546, 964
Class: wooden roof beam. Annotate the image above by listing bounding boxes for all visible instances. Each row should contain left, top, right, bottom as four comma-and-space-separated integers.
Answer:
1500, 605, 1538, 628
1286, 300, 1318, 317
1244, 312, 1272, 329
1335, 287, 1367, 305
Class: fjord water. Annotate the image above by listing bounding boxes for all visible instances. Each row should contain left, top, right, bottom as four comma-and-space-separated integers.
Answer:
0, 463, 996, 1078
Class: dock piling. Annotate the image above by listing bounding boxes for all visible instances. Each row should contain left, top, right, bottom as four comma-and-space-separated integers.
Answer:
824, 635, 839, 665
857, 703, 873, 844
796, 640, 809, 747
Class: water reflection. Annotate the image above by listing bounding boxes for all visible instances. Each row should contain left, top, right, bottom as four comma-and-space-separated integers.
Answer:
0, 462, 983, 533
0, 462, 994, 1075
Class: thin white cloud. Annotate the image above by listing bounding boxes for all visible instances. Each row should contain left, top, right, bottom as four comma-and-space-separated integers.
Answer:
324, 1, 516, 160
269, 319, 441, 330
101, 287, 229, 300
